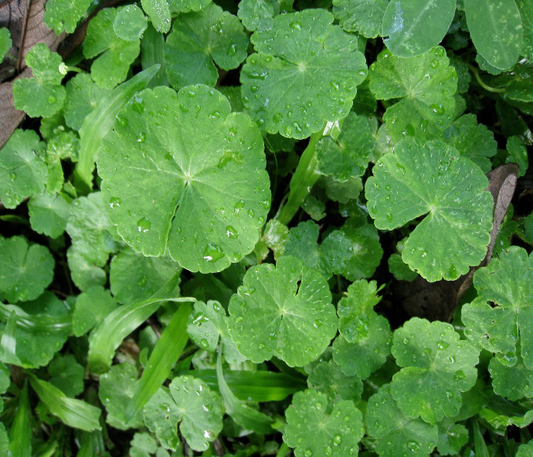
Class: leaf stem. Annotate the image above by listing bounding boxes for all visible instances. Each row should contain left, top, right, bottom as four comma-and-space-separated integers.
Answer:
276, 131, 322, 225
276, 442, 290, 457
469, 65, 506, 93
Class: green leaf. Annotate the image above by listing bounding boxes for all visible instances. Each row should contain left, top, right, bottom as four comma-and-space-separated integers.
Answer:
0, 294, 71, 368
187, 300, 245, 364
517, 440, 533, 457
83, 8, 140, 89
110, 248, 181, 304
99, 363, 142, 429
0, 130, 47, 209
28, 193, 71, 239
0, 28, 12, 62
517, 0, 533, 60
143, 388, 182, 451
462, 247, 533, 368
388, 253, 417, 281
283, 389, 364, 457
307, 359, 363, 403
365, 138, 493, 282
64, 73, 111, 131
321, 218, 383, 281
77, 64, 159, 188
164, 4, 248, 89
242, 9, 367, 139
337, 280, 381, 342
88, 274, 180, 373
228, 256, 337, 367
141, 0, 172, 33
238, 0, 278, 32
66, 193, 117, 290
9, 383, 30, 457
44, 0, 92, 34
437, 422, 468, 456
48, 354, 85, 397
13, 43, 66, 118
216, 351, 273, 434
382, 0, 456, 57
332, 280, 391, 379
506, 135, 529, 177
333, 0, 389, 38
169, 375, 224, 451
368, 47, 458, 141
316, 112, 376, 181
97, 85, 270, 273
488, 350, 533, 401
29, 374, 101, 431
125, 303, 192, 422
442, 114, 497, 173
366, 384, 438, 457
0, 236, 55, 303
390, 318, 479, 424
73, 286, 118, 337
464, 0, 523, 70
114, 5, 148, 41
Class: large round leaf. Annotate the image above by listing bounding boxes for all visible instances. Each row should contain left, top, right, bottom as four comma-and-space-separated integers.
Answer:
228, 256, 337, 367
97, 85, 270, 273
241, 9, 367, 139
365, 138, 493, 282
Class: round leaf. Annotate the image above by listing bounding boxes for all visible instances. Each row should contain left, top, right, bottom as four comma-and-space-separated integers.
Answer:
462, 247, 533, 369
464, 0, 523, 70
241, 9, 367, 139
0, 130, 47, 209
365, 138, 493, 282
169, 376, 224, 451
228, 256, 337, 367
333, 0, 389, 38
0, 237, 55, 303
114, 5, 148, 41
367, 384, 439, 457
284, 389, 364, 457
98, 85, 270, 273
164, 3, 248, 89
382, 0, 456, 57
391, 318, 480, 424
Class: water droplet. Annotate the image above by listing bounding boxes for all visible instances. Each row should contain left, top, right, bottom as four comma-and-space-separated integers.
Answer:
290, 21, 302, 30
137, 132, 146, 143
225, 225, 238, 239
47, 95, 56, 105
137, 216, 151, 233
437, 340, 449, 350
227, 43, 237, 56
203, 243, 224, 262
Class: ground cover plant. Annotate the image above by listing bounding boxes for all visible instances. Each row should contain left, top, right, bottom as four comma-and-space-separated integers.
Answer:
0, 0, 532, 455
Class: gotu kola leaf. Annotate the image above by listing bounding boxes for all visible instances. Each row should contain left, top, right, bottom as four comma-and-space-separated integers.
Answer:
228, 256, 337, 367
0, 130, 47, 209
368, 46, 458, 142
365, 138, 493, 282
164, 3, 249, 89
13, 44, 67, 118
97, 84, 270, 274
283, 388, 364, 457
144, 376, 224, 452
241, 9, 368, 139
390, 318, 480, 424
462, 247, 533, 369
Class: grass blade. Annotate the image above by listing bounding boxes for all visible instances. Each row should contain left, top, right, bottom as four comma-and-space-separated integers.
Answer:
125, 301, 193, 421
9, 382, 31, 457
76, 64, 160, 188
88, 274, 186, 374
28, 374, 101, 432
216, 348, 273, 434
